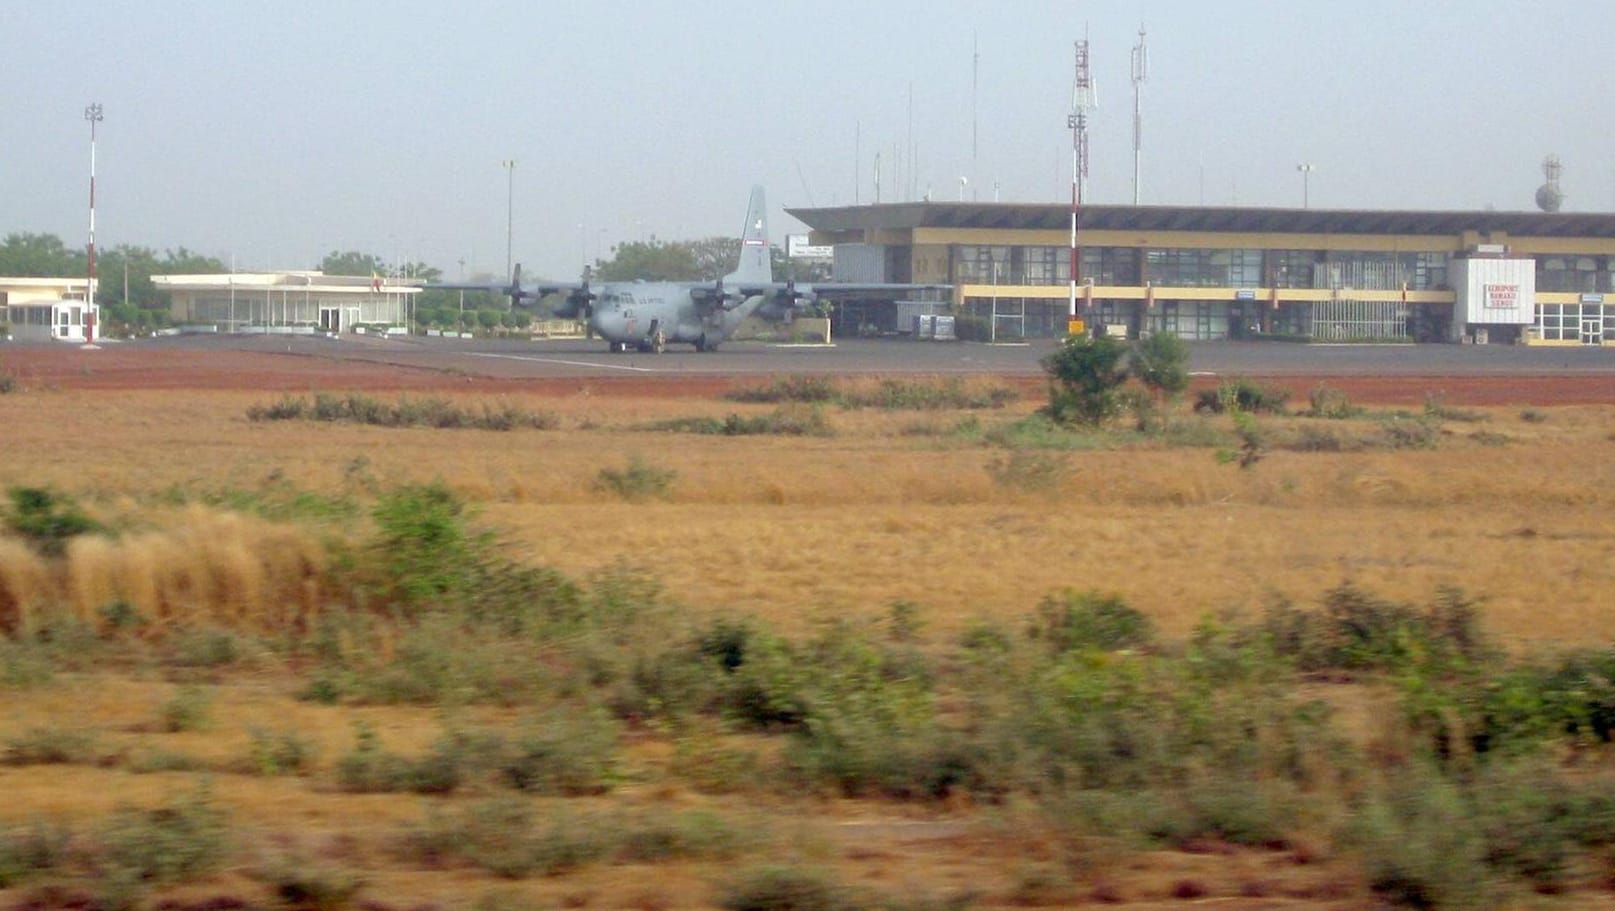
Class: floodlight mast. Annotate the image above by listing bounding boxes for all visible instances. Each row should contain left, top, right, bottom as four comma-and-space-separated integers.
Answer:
501, 159, 516, 278
83, 103, 103, 348
1131, 25, 1148, 206
1067, 38, 1094, 325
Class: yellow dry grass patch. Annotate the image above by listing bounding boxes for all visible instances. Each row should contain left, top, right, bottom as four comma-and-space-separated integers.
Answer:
3, 390, 1614, 648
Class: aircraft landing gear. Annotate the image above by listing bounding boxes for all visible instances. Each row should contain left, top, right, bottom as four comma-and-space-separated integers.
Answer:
637, 330, 666, 354
694, 334, 718, 353
609, 341, 629, 353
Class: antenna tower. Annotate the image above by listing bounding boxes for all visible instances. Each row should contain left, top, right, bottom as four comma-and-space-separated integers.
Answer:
1536, 154, 1564, 213
1130, 25, 1148, 206
1066, 35, 1096, 322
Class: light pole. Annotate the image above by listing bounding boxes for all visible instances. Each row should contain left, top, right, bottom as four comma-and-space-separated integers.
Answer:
1296, 163, 1315, 209
501, 159, 516, 278
83, 103, 104, 348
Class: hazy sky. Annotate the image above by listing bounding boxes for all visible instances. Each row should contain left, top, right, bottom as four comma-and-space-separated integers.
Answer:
6, 0, 1613, 279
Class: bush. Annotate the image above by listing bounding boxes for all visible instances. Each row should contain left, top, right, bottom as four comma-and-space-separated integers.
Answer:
255, 853, 366, 911
717, 864, 856, 911
4, 726, 100, 765
595, 456, 677, 501
4, 486, 106, 558
246, 726, 318, 776
1380, 416, 1441, 449
405, 797, 609, 879
1304, 383, 1361, 419
1130, 331, 1191, 400
334, 722, 429, 793
0, 821, 72, 887
158, 685, 214, 733
649, 406, 832, 437
1194, 378, 1290, 415
98, 786, 229, 885
1424, 392, 1485, 423
500, 709, 621, 796
1347, 768, 1490, 909
367, 482, 485, 610
728, 376, 838, 404
1263, 583, 1489, 676
1041, 333, 1130, 426
246, 393, 555, 430
1029, 590, 1155, 653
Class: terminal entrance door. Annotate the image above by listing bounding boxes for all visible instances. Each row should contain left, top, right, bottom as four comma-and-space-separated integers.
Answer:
319, 307, 343, 333
1582, 315, 1603, 346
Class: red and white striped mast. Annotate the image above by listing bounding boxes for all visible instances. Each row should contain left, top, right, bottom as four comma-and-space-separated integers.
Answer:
1066, 37, 1095, 333
83, 102, 103, 349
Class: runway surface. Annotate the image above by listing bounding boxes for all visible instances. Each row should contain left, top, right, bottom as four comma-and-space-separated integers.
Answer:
5, 334, 1614, 403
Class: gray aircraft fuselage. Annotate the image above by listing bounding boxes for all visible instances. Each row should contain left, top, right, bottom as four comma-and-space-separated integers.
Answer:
589, 283, 763, 352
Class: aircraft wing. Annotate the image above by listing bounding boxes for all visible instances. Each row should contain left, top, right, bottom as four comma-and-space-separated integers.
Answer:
426, 265, 594, 318
426, 279, 585, 299
733, 282, 952, 299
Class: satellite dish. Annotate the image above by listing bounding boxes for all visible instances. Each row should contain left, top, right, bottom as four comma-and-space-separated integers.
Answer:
1536, 184, 1564, 213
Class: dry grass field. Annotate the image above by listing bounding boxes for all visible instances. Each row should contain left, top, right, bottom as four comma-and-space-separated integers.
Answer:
4, 350, 1615, 910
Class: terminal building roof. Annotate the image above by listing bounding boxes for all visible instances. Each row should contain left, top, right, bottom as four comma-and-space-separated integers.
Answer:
786, 202, 1615, 240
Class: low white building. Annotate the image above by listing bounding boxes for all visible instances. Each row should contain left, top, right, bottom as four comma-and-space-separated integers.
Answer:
152, 271, 419, 334
0, 277, 98, 342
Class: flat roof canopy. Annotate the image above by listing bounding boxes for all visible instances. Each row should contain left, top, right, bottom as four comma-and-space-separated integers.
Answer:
787, 202, 1615, 239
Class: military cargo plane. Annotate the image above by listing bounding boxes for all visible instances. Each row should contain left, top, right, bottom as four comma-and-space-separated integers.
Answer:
432, 187, 948, 353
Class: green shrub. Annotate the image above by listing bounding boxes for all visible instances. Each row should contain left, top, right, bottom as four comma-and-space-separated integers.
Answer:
255, 853, 366, 911
649, 407, 832, 436
1347, 768, 1490, 909
1263, 584, 1489, 677
1130, 331, 1191, 401
728, 375, 838, 404
1423, 392, 1485, 423
1283, 424, 1349, 452
159, 685, 214, 733
1380, 416, 1441, 449
247, 393, 554, 430
334, 722, 422, 793
1195, 378, 1290, 415
406, 797, 610, 879
99, 786, 229, 885
367, 482, 485, 609
4, 726, 100, 765
0, 821, 72, 887
595, 456, 677, 501
716, 864, 856, 911
246, 726, 318, 776
500, 708, 621, 796
1029, 590, 1155, 654
1304, 383, 1361, 419
1041, 333, 1130, 426
4, 486, 106, 557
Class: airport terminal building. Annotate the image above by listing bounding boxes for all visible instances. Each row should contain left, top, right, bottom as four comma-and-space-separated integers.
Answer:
788, 203, 1615, 345
153, 271, 417, 334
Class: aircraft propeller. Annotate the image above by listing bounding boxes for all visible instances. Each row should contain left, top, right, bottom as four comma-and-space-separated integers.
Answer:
505, 264, 529, 310
572, 265, 596, 320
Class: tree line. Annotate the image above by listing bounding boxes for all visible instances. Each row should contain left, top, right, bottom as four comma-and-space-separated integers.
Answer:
1, 231, 828, 331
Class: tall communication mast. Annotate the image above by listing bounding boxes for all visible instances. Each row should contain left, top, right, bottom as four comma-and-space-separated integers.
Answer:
1130, 25, 1148, 206
1066, 36, 1096, 324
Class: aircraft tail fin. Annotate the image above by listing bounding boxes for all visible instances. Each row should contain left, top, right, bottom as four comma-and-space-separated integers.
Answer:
724, 185, 771, 285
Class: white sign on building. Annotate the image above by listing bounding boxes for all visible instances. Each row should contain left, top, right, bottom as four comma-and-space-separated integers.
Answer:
786, 234, 833, 259
1451, 258, 1535, 325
